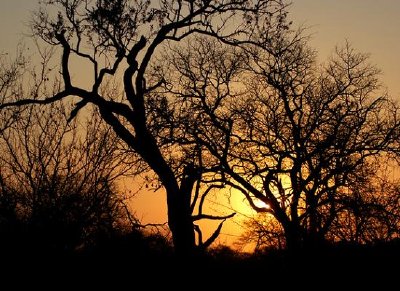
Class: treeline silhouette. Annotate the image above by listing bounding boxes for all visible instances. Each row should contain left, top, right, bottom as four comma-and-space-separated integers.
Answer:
0, 104, 398, 284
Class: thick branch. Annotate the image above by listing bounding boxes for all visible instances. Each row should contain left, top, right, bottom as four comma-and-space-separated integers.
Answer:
55, 30, 72, 88
192, 212, 236, 221
123, 36, 147, 114
93, 53, 124, 93
0, 91, 69, 110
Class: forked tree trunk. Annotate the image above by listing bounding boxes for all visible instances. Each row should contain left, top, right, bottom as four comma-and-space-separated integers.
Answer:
130, 128, 196, 256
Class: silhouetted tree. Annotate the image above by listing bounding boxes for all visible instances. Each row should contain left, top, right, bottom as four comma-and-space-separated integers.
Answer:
0, 102, 137, 253
328, 160, 400, 244
239, 160, 400, 250
0, 0, 291, 255
161, 32, 400, 251
0, 46, 28, 133
238, 214, 285, 251
234, 41, 400, 250
0, 48, 29, 244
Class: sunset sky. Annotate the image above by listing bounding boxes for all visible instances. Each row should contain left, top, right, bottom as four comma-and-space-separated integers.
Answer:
1, 0, 399, 248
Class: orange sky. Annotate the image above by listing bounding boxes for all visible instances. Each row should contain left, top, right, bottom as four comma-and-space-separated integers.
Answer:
1, 0, 400, 249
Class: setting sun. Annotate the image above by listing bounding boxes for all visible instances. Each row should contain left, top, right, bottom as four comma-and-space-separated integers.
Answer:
254, 200, 270, 210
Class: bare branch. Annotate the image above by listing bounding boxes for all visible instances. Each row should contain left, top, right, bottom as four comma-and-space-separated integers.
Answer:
192, 212, 236, 221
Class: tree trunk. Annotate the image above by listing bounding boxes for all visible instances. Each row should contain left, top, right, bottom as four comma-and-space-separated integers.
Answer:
283, 223, 305, 269
284, 223, 303, 252
131, 129, 196, 256
166, 189, 196, 256
304, 231, 325, 250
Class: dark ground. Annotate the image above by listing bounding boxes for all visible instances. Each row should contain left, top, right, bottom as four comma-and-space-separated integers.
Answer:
1, 235, 399, 289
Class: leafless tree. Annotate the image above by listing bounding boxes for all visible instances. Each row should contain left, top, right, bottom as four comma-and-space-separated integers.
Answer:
0, 100, 139, 252
234, 41, 400, 250
328, 160, 400, 244
238, 214, 285, 251
0, 46, 29, 133
0, 0, 291, 255
161, 31, 400, 251
0, 48, 30, 242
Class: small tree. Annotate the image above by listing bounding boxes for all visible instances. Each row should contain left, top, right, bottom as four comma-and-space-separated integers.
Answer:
0, 101, 136, 253
238, 214, 285, 251
0, 47, 28, 133
328, 160, 400, 244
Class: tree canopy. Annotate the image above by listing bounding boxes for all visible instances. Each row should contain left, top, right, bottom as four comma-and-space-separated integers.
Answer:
159, 35, 400, 250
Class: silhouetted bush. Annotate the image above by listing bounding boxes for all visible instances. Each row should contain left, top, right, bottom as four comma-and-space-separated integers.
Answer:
0, 176, 130, 256
0, 104, 138, 256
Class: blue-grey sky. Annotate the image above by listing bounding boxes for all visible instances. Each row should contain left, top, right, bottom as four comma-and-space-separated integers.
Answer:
291, 0, 400, 97
0, 0, 36, 50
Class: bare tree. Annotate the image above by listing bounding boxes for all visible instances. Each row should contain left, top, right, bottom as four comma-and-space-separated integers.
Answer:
0, 49, 30, 240
0, 100, 138, 253
238, 213, 285, 251
233, 41, 400, 250
161, 31, 400, 251
0, 0, 291, 255
0, 46, 29, 133
328, 160, 400, 244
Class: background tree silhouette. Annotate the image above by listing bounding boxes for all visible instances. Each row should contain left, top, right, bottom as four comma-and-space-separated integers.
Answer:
327, 160, 400, 244
238, 213, 285, 251
239, 159, 400, 251
0, 0, 292, 255
0, 89, 139, 254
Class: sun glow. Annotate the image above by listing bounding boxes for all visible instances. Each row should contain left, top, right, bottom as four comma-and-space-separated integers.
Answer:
226, 188, 271, 218
254, 199, 271, 210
